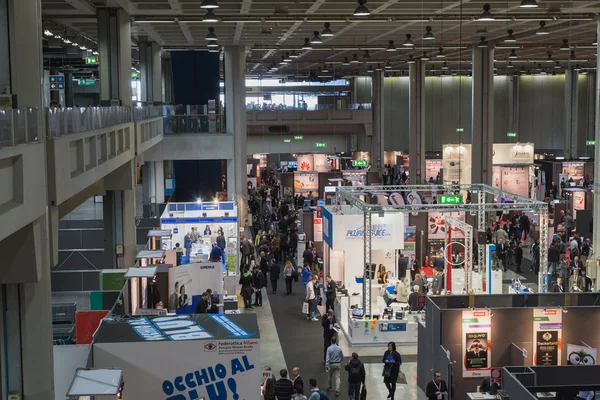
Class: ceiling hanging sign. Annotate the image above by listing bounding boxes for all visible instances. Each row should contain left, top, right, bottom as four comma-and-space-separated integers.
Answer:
388, 192, 405, 206
405, 191, 422, 205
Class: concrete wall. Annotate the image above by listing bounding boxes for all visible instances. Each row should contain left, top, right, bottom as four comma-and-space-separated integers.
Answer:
143, 133, 234, 161
248, 134, 349, 154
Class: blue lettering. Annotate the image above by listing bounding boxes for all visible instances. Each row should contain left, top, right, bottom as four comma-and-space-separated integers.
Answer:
187, 389, 200, 400
242, 355, 255, 371
206, 381, 227, 400
163, 380, 174, 395
195, 369, 210, 385
215, 364, 227, 379
231, 358, 245, 375
185, 373, 196, 389
208, 366, 216, 382
174, 376, 185, 392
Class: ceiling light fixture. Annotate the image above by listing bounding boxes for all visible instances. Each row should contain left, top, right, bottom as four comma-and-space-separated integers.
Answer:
436, 47, 446, 58
207, 40, 219, 48
569, 50, 577, 60
552, 70, 557, 76
421, 51, 430, 61
520, 0, 538, 7
322, 64, 329, 72
478, 36, 489, 48
504, 29, 516, 42
80, 45, 87, 50
554, 61, 561, 69
593, 38, 598, 45
321, 22, 334, 37
363, 50, 371, 59
63, 38, 71, 44
200, 0, 219, 9
280, 56, 288, 65
44, 30, 54, 37
507, 61, 514, 68
290, 50, 299, 58
478, 4, 494, 21
92, 51, 98, 55
386, 40, 397, 52
367, 65, 373, 73
403, 33, 414, 47
353, 0, 370, 16
284, 52, 292, 62
574, 64, 581, 71
536, 21, 549, 35
509, 49, 518, 59
206, 27, 218, 41
423, 26, 435, 40
203, 10, 219, 22
350, 53, 360, 63
375, 63, 383, 70
208, 47, 219, 53
546, 53, 553, 62
342, 57, 350, 65
441, 61, 449, 70
560, 39, 570, 50
407, 55, 415, 64
385, 61, 392, 69
311, 31, 323, 44
302, 38, 313, 50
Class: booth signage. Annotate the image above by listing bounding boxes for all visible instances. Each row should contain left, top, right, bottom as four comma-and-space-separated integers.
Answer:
352, 160, 368, 167
566, 343, 597, 365
439, 195, 462, 204
128, 315, 213, 341
345, 224, 391, 239
78, 78, 96, 86
461, 310, 492, 378
533, 308, 562, 366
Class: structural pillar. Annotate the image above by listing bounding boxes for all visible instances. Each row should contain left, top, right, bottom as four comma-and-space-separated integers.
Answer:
471, 44, 495, 185
97, 7, 132, 106
152, 42, 162, 104
409, 60, 426, 184
64, 70, 74, 107
371, 70, 384, 172
592, 16, 600, 285
564, 66, 579, 160
224, 46, 248, 227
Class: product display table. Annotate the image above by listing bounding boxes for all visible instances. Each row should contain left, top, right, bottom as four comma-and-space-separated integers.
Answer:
467, 393, 497, 399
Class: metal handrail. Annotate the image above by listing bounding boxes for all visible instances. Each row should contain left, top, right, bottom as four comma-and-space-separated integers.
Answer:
48, 106, 132, 137
0, 108, 43, 148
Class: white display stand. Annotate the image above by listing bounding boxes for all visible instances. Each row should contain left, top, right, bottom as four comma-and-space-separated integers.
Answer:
93, 314, 261, 400
160, 201, 239, 274
168, 262, 224, 313
486, 244, 503, 294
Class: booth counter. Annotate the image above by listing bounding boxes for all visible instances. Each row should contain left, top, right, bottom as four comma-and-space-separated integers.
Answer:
335, 296, 419, 346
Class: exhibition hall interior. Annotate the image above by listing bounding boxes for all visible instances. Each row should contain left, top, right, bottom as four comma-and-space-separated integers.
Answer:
3, 0, 600, 399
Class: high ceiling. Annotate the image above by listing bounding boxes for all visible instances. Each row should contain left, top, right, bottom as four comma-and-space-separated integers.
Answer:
42, 0, 600, 76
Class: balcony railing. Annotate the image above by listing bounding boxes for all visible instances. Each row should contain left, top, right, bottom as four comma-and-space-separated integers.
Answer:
133, 105, 173, 121
48, 106, 132, 137
163, 114, 225, 134
0, 108, 43, 148
246, 103, 372, 111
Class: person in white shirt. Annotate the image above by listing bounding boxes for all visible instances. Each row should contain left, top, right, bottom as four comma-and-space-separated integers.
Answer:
326, 337, 344, 396
306, 275, 318, 321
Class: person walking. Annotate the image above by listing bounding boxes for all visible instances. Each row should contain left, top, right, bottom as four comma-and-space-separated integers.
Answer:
175, 242, 183, 266
184, 232, 192, 263
270, 260, 281, 294
240, 235, 252, 266
291, 367, 304, 392
274, 369, 294, 400
284, 260, 295, 295
325, 275, 337, 313
382, 341, 402, 399
306, 276, 318, 321
425, 371, 448, 400
345, 352, 366, 400
322, 309, 337, 361
238, 267, 254, 309
252, 266, 265, 307
308, 378, 322, 400
409, 254, 419, 281
326, 337, 344, 396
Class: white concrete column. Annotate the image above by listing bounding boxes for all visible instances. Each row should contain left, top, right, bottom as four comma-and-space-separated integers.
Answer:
155, 161, 165, 204
139, 41, 151, 103
471, 44, 495, 185
371, 70, 385, 171
152, 42, 162, 103
98, 8, 132, 106
122, 189, 137, 266
7, 0, 44, 107
224, 46, 248, 226
409, 60, 426, 184
592, 16, 600, 284
564, 66, 579, 159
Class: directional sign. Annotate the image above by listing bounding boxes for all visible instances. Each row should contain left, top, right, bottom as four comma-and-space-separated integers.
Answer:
315, 142, 327, 148
49, 75, 65, 90
352, 160, 368, 167
439, 195, 463, 204
587, 140, 596, 146
78, 78, 96, 86
507, 132, 517, 137
85, 57, 99, 65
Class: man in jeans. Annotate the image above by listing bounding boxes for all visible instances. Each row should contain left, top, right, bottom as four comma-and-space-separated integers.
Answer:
306, 275, 318, 321
345, 352, 365, 400
326, 337, 344, 396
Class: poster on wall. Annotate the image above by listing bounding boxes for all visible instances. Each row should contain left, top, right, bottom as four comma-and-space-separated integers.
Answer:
566, 343, 597, 365
313, 154, 328, 172
533, 308, 562, 366
425, 160, 443, 182
562, 162, 584, 184
492, 166, 502, 189
297, 155, 314, 171
294, 172, 318, 197
168, 263, 222, 314
462, 309, 492, 378
443, 145, 471, 185
314, 217, 323, 242
572, 191, 585, 218
500, 167, 529, 197
428, 212, 465, 240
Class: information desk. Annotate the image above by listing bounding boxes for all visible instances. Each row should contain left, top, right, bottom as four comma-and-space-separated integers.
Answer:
335, 296, 418, 346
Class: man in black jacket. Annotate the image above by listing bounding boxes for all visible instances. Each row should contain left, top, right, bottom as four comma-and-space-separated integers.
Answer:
303, 245, 314, 266
270, 262, 281, 294
274, 369, 294, 400
397, 253, 408, 280
325, 275, 337, 312
425, 371, 448, 400
252, 266, 265, 307
195, 292, 209, 313
239, 268, 254, 309
345, 352, 365, 400
322, 309, 337, 361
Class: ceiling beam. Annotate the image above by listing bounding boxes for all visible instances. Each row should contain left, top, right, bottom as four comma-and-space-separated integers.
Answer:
234, 0, 253, 45
139, 24, 164, 46
114, 0, 134, 15
167, 0, 182, 13
63, 0, 96, 14
177, 20, 194, 45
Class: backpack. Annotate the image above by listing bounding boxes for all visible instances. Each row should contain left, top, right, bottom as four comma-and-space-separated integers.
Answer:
348, 361, 362, 382
319, 390, 329, 400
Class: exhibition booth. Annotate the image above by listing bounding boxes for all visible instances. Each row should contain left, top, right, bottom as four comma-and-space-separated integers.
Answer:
418, 293, 600, 398
160, 201, 239, 274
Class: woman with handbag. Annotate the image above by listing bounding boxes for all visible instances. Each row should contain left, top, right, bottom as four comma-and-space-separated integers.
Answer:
382, 341, 402, 399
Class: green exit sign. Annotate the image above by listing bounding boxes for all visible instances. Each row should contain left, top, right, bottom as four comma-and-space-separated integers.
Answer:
78, 78, 96, 86
131, 71, 139, 79
283, 139, 291, 143
587, 140, 596, 146
294, 135, 303, 140
456, 128, 464, 132
507, 132, 517, 137
352, 160, 368, 167
315, 142, 327, 148
439, 195, 463, 204
85, 57, 99, 65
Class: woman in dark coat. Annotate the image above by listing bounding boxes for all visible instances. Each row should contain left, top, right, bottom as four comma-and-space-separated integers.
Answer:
382, 341, 403, 399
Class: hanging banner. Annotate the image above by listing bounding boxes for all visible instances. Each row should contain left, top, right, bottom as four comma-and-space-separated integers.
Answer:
572, 191, 585, 218
492, 143, 534, 165
314, 217, 323, 242
533, 308, 562, 366
566, 343, 597, 365
462, 309, 492, 378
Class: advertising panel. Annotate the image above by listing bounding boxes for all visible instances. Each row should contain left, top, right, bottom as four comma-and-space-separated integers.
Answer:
425, 160, 443, 183
572, 191, 585, 218
533, 308, 562, 366
462, 309, 492, 378
492, 143, 534, 165
428, 212, 465, 240
296, 155, 314, 171
442, 144, 471, 184
313, 154, 328, 172
330, 213, 404, 251
314, 217, 323, 242
492, 166, 502, 189
168, 263, 222, 313
293, 172, 318, 197
500, 167, 529, 197
566, 343, 597, 365
562, 162, 584, 183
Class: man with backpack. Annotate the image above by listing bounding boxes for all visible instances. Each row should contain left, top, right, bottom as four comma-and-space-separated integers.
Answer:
308, 378, 328, 400
345, 352, 365, 400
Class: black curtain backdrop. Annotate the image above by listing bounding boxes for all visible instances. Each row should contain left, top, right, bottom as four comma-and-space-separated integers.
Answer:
170, 51, 220, 106
172, 160, 221, 202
